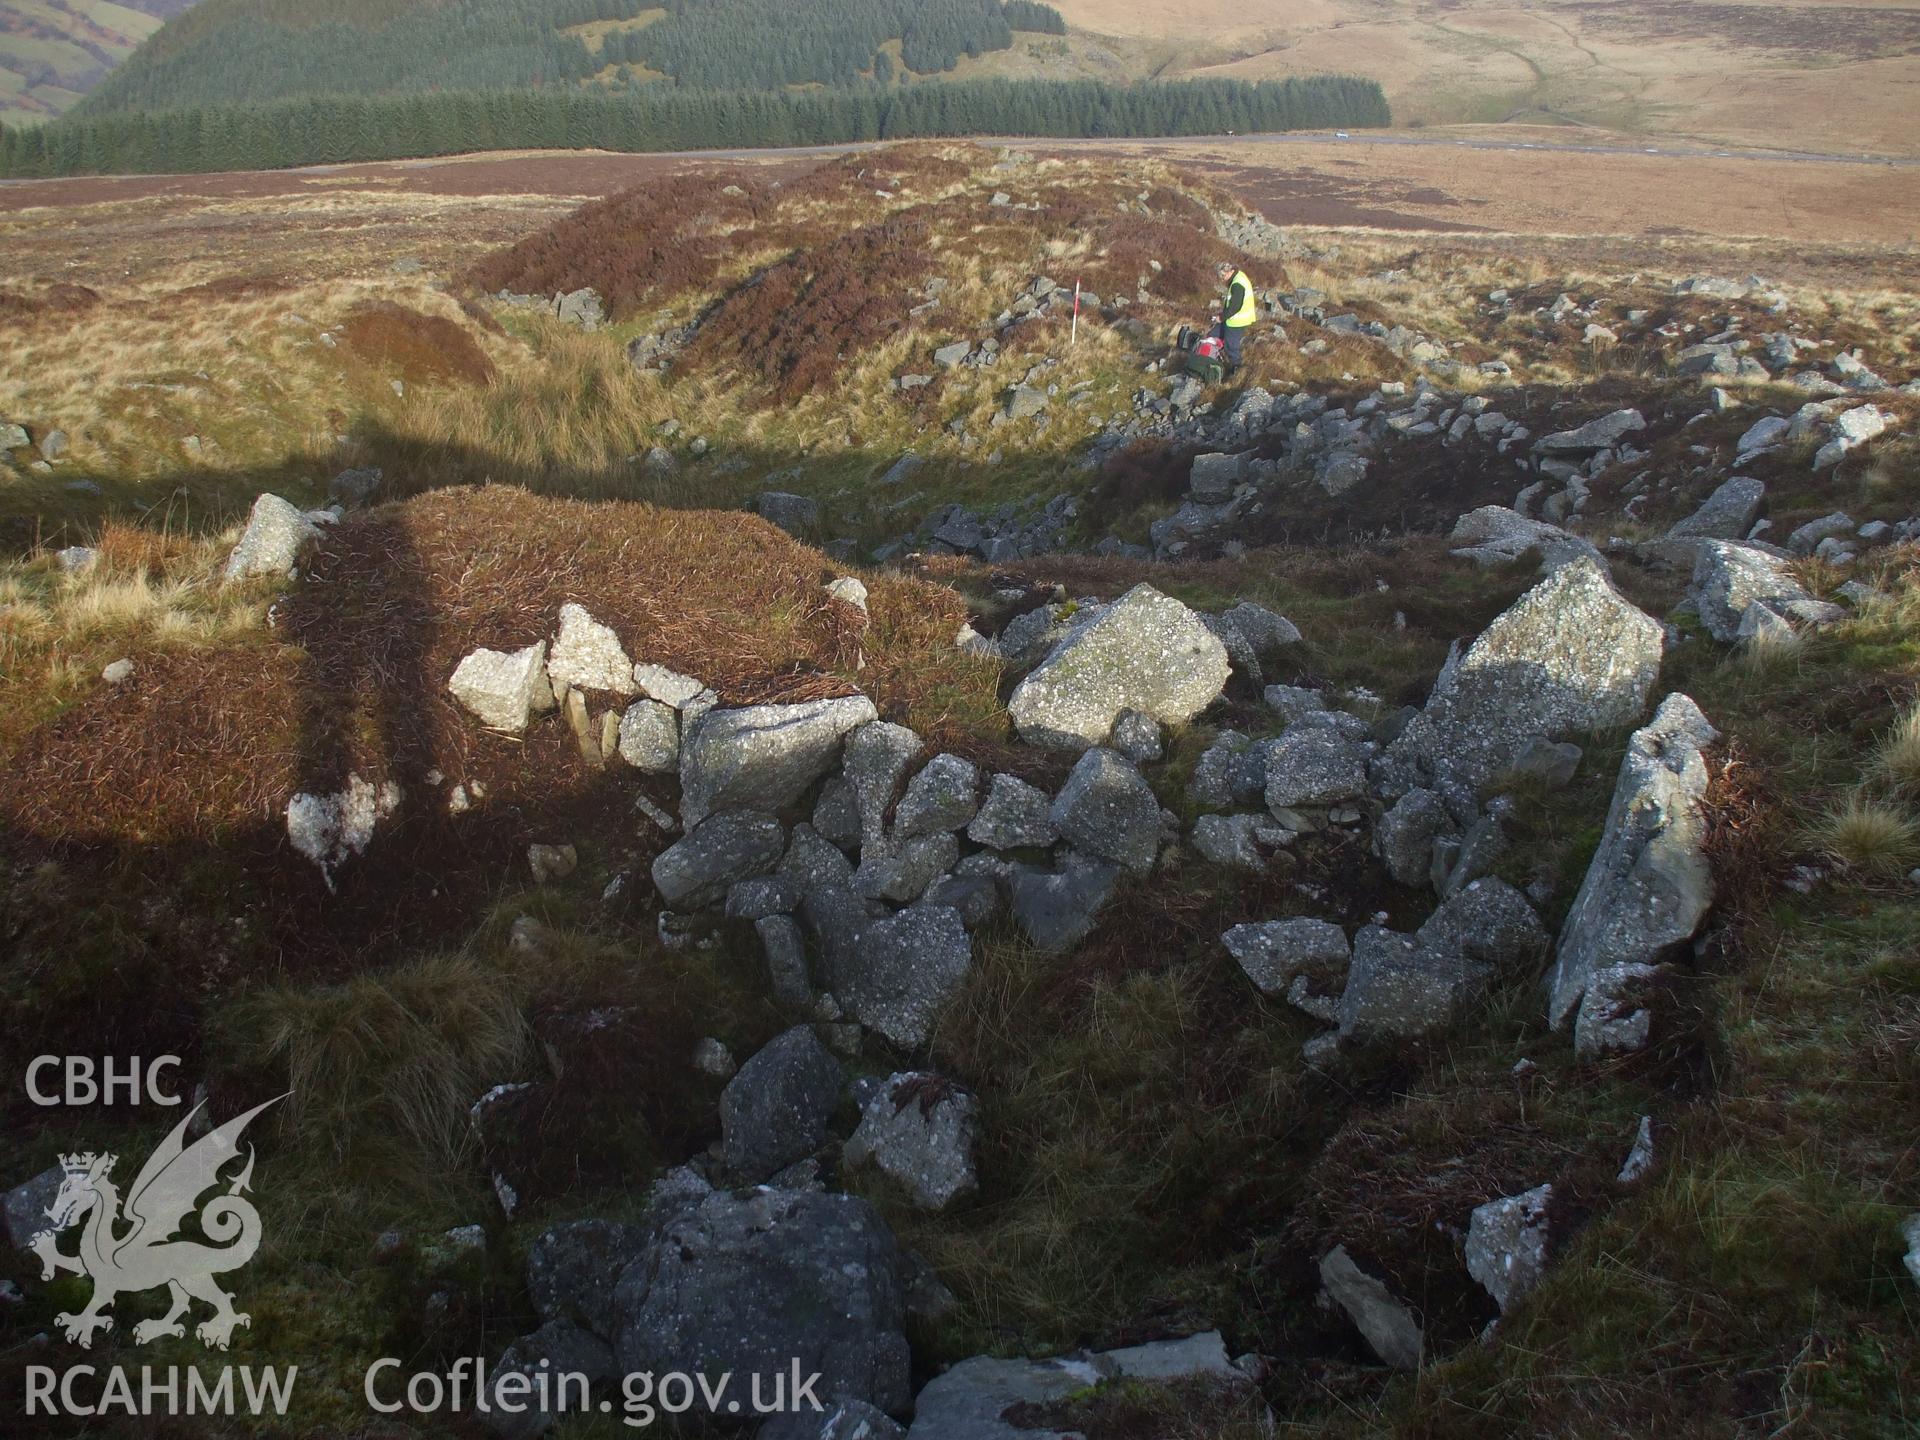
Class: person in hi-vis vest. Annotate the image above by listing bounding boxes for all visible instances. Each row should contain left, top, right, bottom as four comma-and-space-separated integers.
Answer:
1209, 260, 1257, 376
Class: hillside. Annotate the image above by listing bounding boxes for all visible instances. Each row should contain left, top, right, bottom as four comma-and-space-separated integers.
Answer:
72, 0, 1071, 114
0, 0, 196, 121
0, 142, 1915, 1434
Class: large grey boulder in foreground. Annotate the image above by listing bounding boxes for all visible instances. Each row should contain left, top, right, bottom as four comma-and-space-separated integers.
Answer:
680, 696, 878, 826
720, 1025, 844, 1183
1548, 693, 1718, 1032
1008, 584, 1229, 750
614, 1189, 909, 1417
1380, 556, 1664, 794
223, 493, 322, 582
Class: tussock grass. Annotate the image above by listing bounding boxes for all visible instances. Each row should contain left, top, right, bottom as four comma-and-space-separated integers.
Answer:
222, 950, 533, 1170
1873, 703, 1920, 792
1805, 793, 1920, 879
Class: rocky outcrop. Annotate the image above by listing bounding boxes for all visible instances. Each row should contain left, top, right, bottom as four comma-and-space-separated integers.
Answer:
547, 603, 637, 696
1007, 585, 1228, 750
1547, 694, 1718, 1034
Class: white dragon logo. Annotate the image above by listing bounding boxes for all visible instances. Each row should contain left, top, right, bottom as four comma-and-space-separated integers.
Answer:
28, 1096, 284, 1350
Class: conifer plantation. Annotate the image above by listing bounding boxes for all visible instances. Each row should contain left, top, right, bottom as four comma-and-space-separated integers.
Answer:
0, 75, 1390, 178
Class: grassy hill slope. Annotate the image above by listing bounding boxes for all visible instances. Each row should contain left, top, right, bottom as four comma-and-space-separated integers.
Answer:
0, 0, 195, 121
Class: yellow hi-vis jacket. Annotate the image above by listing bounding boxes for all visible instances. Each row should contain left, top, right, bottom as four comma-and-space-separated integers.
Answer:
1223, 269, 1257, 328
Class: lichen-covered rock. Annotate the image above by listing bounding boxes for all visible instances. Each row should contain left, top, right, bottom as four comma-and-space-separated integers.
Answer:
1191, 813, 1266, 869
1218, 600, 1302, 654
1223, 917, 1350, 995
1448, 506, 1600, 571
844, 1073, 980, 1212
223, 493, 321, 583
893, 754, 980, 838
1685, 540, 1845, 643
633, 662, 707, 709
854, 832, 959, 904
1190, 729, 1266, 810
1265, 723, 1369, 811
1416, 877, 1548, 971
1376, 788, 1456, 888
1574, 961, 1665, 1058
1548, 694, 1718, 1030
651, 811, 785, 910
1008, 584, 1229, 750
1380, 557, 1664, 795
613, 1189, 909, 1418
1536, 408, 1643, 452
1465, 1183, 1554, 1313
841, 721, 924, 840
1667, 476, 1766, 541
449, 642, 555, 733
525, 1218, 648, 1341
719, 1025, 844, 1183
826, 905, 971, 1048
1337, 926, 1491, 1042
780, 823, 856, 890
1049, 747, 1162, 874
1110, 708, 1165, 764
680, 696, 878, 826
616, 699, 679, 772
547, 602, 637, 696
